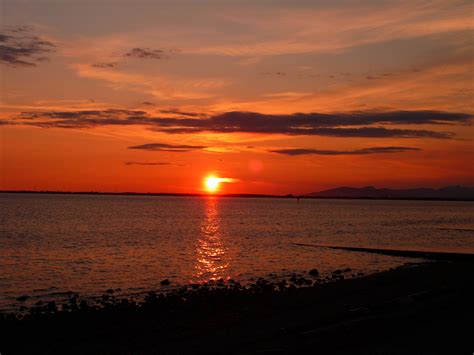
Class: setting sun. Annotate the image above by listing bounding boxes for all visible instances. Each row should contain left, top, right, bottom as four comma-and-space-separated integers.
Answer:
205, 176, 221, 193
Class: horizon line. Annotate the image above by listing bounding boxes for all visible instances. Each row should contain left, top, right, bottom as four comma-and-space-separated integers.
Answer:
1, 189, 473, 202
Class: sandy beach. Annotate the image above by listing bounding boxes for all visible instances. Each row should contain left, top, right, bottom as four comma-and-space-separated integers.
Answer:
2, 258, 473, 354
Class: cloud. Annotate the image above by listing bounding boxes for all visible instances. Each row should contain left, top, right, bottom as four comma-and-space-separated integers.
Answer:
15, 109, 147, 128
18, 109, 147, 119
124, 161, 172, 166
91, 62, 117, 68
191, 1, 473, 57
146, 110, 468, 138
7, 109, 471, 139
128, 143, 207, 152
0, 27, 55, 67
156, 126, 453, 139
270, 146, 422, 156
159, 109, 202, 117
215, 177, 239, 183
124, 47, 179, 60
260, 71, 286, 76
71, 63, 225, 100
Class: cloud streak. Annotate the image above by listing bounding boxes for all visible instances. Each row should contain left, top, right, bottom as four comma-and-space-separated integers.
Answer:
270, 146, 422, 156
124, 47, 179, 60
124, 161, 172, 166
128, 143, 207, 152
91, 62, 117, 68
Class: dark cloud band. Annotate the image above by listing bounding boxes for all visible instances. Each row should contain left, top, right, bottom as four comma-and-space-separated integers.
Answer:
124, 161, 172, 166
270, 146, 422, 156
5, 109, 472, 139
128, 143, 207, 152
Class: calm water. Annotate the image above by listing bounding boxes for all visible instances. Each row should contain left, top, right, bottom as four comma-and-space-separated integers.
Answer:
1, 193, 473, 310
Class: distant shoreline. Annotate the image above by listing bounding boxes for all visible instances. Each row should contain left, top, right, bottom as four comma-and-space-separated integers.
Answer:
1, 190, 473, 201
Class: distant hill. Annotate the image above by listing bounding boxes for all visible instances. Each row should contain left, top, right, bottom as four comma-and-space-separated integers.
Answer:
307, 185, 474, 200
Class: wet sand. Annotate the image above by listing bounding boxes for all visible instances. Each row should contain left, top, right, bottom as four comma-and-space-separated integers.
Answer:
1, 258, 473, 354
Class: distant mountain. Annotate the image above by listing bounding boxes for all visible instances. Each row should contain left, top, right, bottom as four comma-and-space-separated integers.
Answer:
307, 185, 474, 200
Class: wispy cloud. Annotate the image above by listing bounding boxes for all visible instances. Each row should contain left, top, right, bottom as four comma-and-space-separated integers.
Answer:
18, 109, 146, 119
270, 146, 422, 156
124, 47, 179, 60
91, 62, 117, 68
71, 63, 227, 100
194, 1, 473, 57
0, 26, 55, 67
128, 143, 207, 152
124, 161, 171, 166
158, 109, 202, 117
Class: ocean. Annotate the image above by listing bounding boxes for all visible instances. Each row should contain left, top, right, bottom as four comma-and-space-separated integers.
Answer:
1, 193, 473, 310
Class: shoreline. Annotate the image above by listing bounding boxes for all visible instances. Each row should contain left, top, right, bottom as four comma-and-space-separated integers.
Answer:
0, 264, 381, 315
2, 260, 473, 354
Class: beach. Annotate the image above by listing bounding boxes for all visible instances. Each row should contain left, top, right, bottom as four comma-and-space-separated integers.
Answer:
2, 258, 473, 354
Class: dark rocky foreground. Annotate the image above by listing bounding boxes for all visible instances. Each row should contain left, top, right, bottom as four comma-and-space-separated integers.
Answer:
1, 261, 473, 354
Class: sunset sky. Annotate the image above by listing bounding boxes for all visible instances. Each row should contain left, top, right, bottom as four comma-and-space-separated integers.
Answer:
1, 0, 473, 194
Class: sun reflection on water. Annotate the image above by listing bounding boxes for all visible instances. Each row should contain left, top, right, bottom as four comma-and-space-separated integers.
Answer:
194, 197, 230, 281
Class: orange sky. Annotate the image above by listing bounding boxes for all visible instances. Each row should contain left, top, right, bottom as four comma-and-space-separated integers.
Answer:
1, 0, 473, 194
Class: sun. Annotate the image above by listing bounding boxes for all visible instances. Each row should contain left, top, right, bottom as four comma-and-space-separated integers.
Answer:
204, 176, 221, 193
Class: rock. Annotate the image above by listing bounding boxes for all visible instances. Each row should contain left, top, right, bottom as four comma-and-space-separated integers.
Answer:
46, 301, 57, 312
277, 281, 287, 292
160, 279, 170, 286
145, 291, 157, 303
308, 268, 319, 277
120, 298, 130, 305
16, 295, 29, 302
106, 289, 114, 294
349, 306, 370, 316
333, 269, 343, 275
344, 268, 352, 273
